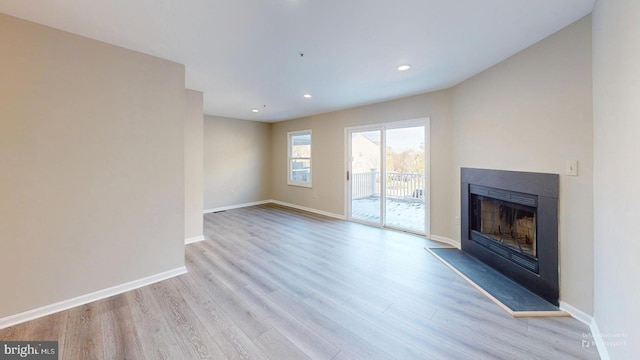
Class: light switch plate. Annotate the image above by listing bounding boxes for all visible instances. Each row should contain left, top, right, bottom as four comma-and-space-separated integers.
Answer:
566, 160, 578, 176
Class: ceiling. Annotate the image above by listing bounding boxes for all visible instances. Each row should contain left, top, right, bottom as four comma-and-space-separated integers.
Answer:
0, 0, 594, 122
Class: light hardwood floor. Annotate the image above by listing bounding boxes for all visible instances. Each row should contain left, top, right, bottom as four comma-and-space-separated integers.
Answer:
0, 204, 600, 359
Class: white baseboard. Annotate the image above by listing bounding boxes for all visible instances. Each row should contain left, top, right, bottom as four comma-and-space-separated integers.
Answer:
203, 200, 271, 214
429, 235, 460, 248
559, 301, 610, 360
271, 200, 346, 220
0, 266, 187, 330
185, 235, 205, 245
589, 317, 611, 360
559, 301, 592, 326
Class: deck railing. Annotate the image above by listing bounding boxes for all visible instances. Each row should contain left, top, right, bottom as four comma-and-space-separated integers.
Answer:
351, 170, 424, 200
291, 168, 310, 182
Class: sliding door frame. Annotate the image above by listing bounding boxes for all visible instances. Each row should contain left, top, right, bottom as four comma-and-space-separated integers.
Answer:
345, 125, 385, 228
344, 117, 431, 236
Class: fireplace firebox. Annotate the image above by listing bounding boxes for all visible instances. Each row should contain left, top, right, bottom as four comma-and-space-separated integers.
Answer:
470, 185, 539, 272
461, 168, 559, 305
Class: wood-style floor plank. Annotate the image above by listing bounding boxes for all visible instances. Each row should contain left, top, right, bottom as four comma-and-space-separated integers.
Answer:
97, 296, 141, 360
62, 303, 104, 360
254, 327, 313, 360
126, 287, 180, 360
238, 286, 340, 359
267, 289, 394, 360
0, 204, 600, 359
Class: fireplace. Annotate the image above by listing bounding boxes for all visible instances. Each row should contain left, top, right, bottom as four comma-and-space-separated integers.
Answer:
470, 186, 539, 272
461, 168, 559, 305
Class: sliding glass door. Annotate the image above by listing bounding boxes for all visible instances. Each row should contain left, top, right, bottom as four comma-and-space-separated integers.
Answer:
347, 119, 429, 235
384, 125, 426, 233
349, 129, 382, 224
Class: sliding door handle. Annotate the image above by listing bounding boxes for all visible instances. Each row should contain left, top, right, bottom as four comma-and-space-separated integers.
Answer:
347, 171, 350, 181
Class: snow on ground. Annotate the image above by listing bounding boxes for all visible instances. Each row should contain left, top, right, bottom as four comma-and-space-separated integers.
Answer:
351, 196, 425, 233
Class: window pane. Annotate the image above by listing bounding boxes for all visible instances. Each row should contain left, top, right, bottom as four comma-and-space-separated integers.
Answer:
290, 159, 311, 182
288, 130, 311, 187
291, 134, 311, 158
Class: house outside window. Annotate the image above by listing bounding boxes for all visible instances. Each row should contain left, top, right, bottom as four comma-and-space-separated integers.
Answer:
288, 130, 312, 187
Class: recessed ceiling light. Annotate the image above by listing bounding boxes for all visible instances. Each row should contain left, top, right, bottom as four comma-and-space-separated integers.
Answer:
303, 94, 312, 98
397, 64, 411, 71
252, 109, 259, 113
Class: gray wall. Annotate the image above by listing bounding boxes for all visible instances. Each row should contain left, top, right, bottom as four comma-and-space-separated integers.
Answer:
185, 90, 204, 241
0, 14, 186, 318
593, 0, 640, 358
203, 115, 272, 210
452, 16, 594, 314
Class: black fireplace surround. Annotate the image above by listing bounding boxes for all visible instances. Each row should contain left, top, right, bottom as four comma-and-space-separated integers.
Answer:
461, 168, 559, 305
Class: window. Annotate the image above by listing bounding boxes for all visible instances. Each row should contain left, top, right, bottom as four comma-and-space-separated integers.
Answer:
288, 130, 312, 187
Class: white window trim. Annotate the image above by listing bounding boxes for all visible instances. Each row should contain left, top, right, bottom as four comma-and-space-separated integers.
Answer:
287, 129, 312, 188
